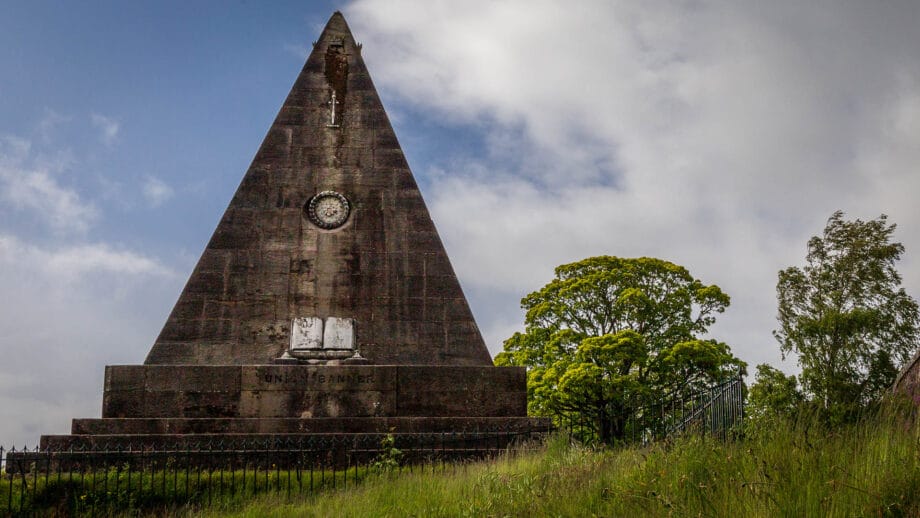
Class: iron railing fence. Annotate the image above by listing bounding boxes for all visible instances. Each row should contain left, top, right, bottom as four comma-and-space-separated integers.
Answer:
0, 428, 547, 516
0, 374, 745, 514
553, 371, 745, 445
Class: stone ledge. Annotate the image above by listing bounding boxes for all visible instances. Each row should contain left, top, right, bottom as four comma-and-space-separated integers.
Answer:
10, 419, 553, 472
72, 416, 550, 435
40, 425, 553, 451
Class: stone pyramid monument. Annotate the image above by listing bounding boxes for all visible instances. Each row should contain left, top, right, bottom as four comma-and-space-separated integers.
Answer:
36, 12, 547, 450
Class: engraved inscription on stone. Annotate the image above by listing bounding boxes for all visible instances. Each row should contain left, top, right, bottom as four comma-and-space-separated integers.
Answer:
260, 371, 375, 385
323, 317, 355, 350
290, 317, 324, 350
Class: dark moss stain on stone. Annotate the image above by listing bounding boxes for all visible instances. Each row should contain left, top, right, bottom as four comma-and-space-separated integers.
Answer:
290, 259, 313, 274
324, 40, 348, 118
345, 253, 360, 275
324, 42, 348, 97
276, 188, 285, 208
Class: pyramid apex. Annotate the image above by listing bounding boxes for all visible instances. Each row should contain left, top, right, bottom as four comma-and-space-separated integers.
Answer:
317, 11, 354, 43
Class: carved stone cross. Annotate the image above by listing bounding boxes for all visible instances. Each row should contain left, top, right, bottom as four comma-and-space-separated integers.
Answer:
327, 90, 341, 127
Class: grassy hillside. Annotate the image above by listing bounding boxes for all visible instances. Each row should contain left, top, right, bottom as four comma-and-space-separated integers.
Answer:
193, 411, 920, 517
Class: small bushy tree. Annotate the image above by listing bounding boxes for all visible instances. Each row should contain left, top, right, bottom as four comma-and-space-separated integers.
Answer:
775, 211, 920, 423
496, 256, 744, 442
746, 364, 803, 422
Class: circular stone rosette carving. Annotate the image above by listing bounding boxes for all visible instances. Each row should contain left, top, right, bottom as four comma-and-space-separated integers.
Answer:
306, 190, 351, 229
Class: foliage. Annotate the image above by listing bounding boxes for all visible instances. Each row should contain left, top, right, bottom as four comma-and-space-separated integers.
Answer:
775, 211, 920, 423
746, 363, 803, 423
495, 256, 745, 442
370, 434, 403, 474
201, 408, 920, 518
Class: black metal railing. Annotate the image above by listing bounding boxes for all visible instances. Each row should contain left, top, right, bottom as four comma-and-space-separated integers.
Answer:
0, 375, 745, 514
0, 428, 547, 516
664, 373, 745, 439
553, 371, 745, 445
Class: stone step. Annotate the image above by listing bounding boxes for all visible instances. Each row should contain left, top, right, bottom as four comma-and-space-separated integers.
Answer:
9, 425, 552, 472
72, 416, 552, 435
32, 424, 552, 459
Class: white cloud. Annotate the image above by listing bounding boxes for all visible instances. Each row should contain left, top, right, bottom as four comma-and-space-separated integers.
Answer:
90, 113, 120, 146
142, 175, 175, 207
0, 100, 210, 446
0, 135, 30, 159
0, 234, 179, 446
0, 233, 174, 286
37, 109, 70, 143
348, 0, 920, 372
0, 136, 98, 233
0, 125, 180, 446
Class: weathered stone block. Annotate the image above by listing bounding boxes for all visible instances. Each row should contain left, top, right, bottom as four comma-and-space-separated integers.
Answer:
104, 365, 146, 392
156, 318, 202, 343
102, 390, 145, 418
183, 272, 225, 294
397, 390, 527, 417
142, 391, 240, 418
167, 299, 205, 321
143, 341, 196, 364
239, 390, 395, 418
195, 249, 230, 272
147, 366, 241, 393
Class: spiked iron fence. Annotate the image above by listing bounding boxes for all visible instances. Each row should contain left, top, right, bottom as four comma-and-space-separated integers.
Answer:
556, 371, 746, 445
0, 375, 744, 514
0, 428, 546, 516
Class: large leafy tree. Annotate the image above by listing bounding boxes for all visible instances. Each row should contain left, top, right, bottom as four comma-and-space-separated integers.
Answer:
495, 256, 744, 442
775, 211, 920, 422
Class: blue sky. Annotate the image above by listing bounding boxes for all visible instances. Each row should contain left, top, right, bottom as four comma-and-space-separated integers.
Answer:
1, 1, 342, 247
4, 1, 920, 446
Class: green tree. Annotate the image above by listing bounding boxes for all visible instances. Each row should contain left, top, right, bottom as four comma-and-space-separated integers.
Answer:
775, 211, 920, 423
746, 364, 803, 422
496, 256, 744, 443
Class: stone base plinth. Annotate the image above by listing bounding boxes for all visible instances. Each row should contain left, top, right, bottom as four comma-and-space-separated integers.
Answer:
103, 365, 527, 419
13, 364, 551, 472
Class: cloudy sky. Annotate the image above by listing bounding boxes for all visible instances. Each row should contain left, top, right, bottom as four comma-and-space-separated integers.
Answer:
2, 0, 920, 446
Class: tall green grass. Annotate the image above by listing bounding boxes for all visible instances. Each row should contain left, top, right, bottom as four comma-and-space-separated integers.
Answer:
7, 408, 920, 516
198, 409, 920, 517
